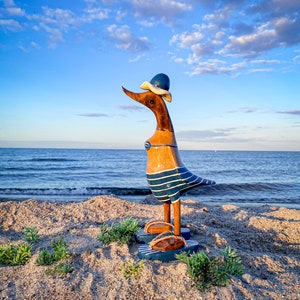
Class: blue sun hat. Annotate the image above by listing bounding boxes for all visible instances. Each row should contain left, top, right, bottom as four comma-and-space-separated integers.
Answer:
140, 73, 172, 102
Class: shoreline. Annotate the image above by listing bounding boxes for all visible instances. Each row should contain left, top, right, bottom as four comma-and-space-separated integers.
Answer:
1, 195, 299, 299
1, 194, 300, 210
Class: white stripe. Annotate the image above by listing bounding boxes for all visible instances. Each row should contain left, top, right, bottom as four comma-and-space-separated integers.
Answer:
146, 167, 186, 176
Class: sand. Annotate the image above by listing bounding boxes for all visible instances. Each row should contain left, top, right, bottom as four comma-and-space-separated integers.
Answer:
0, 195, 299, 300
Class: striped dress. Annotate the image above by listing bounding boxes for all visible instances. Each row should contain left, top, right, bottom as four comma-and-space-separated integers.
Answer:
147, 166, 215, 203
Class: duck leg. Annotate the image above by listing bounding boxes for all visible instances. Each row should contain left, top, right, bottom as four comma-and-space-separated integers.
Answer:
164, 202, 171, 223
173, 200, 181, 236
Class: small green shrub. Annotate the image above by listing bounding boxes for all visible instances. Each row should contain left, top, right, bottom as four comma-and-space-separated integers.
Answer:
23, 227, 40, 243
176, 250, 212, 291
176, 246, 244, 291
52, 238, 70, 261
122, 261, 144, 279
0, 243, 32, 266
98, 218, 140, 245
220, 246, 244, 276
36, 249, 54, 266
36, 238, 70, 266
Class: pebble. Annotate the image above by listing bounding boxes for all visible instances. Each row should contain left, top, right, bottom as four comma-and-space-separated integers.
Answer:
242, 273, 252, 284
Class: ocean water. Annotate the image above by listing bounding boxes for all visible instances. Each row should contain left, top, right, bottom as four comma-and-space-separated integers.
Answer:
0, 148, 299, 208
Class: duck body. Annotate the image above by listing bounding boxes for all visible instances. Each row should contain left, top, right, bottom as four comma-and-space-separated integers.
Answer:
122, 88, 215, 204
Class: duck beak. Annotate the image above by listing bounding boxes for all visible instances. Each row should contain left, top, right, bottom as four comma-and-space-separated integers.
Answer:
122, 87, 143, 104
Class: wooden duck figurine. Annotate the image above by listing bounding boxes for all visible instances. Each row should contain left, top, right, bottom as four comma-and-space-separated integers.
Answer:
123, 73, 215, 252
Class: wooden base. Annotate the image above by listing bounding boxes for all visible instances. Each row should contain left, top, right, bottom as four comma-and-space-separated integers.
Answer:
145, 222, 173, 234
147, 224, 172, 234
135, 228, 191, 244
138, 239, 199, 262
150, 236, 186, 252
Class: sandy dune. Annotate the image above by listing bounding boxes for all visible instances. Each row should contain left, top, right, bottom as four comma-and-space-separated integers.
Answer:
0, 196, 299, 299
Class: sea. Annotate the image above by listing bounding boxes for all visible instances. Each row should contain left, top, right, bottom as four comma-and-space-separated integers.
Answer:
0, 148, 299, 208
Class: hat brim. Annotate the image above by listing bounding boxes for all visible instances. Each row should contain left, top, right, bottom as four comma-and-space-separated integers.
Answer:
140, 81, 172, 102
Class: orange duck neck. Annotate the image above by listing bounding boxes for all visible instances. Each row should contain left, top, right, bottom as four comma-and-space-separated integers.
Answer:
147, 99, 178, 149
153, 101, 174, 132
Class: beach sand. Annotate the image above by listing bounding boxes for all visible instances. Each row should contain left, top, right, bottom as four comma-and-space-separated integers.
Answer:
0, 195, 299, 300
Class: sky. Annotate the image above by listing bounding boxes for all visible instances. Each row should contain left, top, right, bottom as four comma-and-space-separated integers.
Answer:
1, 0, 300, 151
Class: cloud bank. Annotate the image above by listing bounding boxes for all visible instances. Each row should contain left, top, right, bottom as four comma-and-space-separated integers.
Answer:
1, 0, 300, 74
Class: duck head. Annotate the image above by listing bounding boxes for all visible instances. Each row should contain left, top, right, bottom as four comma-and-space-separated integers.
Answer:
122, 87, 174, 132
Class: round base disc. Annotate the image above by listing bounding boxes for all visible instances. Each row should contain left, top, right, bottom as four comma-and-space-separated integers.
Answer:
137, 239, 199, 262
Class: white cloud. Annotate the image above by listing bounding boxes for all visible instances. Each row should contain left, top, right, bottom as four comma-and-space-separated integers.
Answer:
38, 7, 80, 28
224, 24, 277, 58
31, 41, 40, 49
169, 1, 300, 75
277, 110, 300, 115
106, 24, 150, 52
17, 3, 108, 49
138, 19, 155, 27
222, 16, 300, 59
248, 68, 274, 73
5, 7, 25, 16
170, 55, 184, 63
175, 128, 249, 144
118, 105, 146, 112
248, 0, 300, 18
203, 5, 233, 26
18, 44, 30, 53
0, 19, 22, 31
191, 43, 215, 58
2, 0, 25, 17
115, 9, 127, 22
187, 59, 245, 75
3, 0, 15, 6
34, 24, 64, 49
227, 107, 257, 113
83, 7, 109, 22
250, 59, 280, 64
292, 55, 300, 62
170, 28, 203, 48
177, 130, 229, 141
28, 7, 81, 48
129, 54, 145, 62
129, 0, 192, 25
274, 16, 300, 46
77, 113, 110, 117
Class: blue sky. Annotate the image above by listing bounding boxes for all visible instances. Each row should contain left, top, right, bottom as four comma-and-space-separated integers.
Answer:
1, 0, 300, 151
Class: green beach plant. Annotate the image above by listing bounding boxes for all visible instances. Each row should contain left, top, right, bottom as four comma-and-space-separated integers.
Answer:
98, 217, 140, 245
23, 226, 40, 243
220, 246, 244, 276
52, 237, 70, 261
0, 242, 32, 266
36, 237, 70, 266
36, 237, 72, 276
122, 261, 144, 279
176, 246, 244, 291
36, 249, 54, 266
